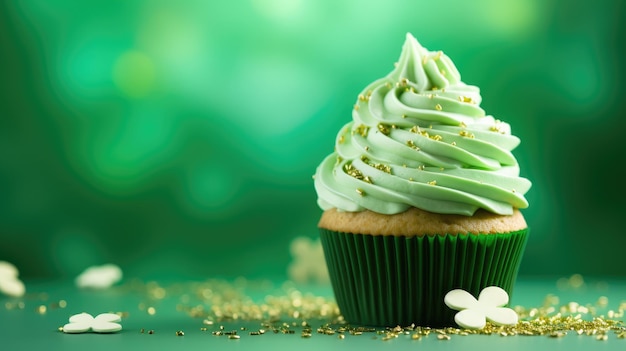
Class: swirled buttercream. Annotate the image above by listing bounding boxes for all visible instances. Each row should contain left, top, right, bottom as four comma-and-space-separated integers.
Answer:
314, 33, 531, 216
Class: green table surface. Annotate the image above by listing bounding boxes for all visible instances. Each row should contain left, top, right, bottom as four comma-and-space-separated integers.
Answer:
1, 276, 625, 351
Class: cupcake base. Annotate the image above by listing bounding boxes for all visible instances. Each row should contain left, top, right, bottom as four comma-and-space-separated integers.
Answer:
319, 228, 528, 327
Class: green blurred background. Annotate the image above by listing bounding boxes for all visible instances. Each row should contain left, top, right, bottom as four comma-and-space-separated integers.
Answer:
1, 0, 624, 281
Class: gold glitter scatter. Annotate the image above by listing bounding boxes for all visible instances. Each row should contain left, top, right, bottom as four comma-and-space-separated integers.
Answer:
451, 142, 456, 146
147, 307, 156, 315
148, 330, 154, 334
435, 104, 442, 111
361, 156, 391, 174
338, 135, 345, 144
229, 335, 241, 339
176, 330, 185, 336
58, 326, 64, 332
37, 305, 47, 314
338, 334, 345, 339
355, 188, 365, 196
427, 180, 437, 186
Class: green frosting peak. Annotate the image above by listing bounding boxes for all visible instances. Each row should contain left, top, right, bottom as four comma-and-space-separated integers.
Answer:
314, 33, 531, 216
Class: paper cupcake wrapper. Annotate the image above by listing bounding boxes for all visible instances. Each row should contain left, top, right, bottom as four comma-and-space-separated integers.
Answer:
319, 228, 528, 327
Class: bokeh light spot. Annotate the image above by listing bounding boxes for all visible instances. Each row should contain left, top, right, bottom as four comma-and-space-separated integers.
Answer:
53, 230, 104, 276
252, 0, 305, 21
228, 57, 330, 137
85, 107, 175, 191
184, 164, 240, 215
113, 50, 157, 98
482, 0, 538, 35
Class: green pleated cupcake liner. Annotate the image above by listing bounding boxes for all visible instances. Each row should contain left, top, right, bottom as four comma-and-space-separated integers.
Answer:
319, 228, 528, 327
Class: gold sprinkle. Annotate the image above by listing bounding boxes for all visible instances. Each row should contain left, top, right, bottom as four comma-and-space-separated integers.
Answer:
356, 188, 365, 196
435, 104, 442, 111
176, 330, 185, 336
377, 123, 390, 135
338, 334, 345, 339
353, 104, 359, 110
354, 124, 369, 137
459, 121, 467, 128
37, 305, 47, 314
200, 327, 207, 331
437, 334, 450, 340
596, 334, 608, 341
148, 330, 154, 334
430, 134, 443, 141
458, 96, 475, 104
411, 333, 421, 340
338, 135, 345, 144
459, 130, 475, 138
549, 331, 567, 338
58, 326, 64, 332
428, 180, 437, 186
451, 142, 456, 146
406, 140, 420, 151
147, 307, 156, 315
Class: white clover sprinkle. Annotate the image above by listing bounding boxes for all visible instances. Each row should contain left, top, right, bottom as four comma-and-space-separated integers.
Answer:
444, 286, 518, 329
75, 264, 123, 289
0, 261, 25, 297
287, 237, 329, 284
62, 313, 122, 334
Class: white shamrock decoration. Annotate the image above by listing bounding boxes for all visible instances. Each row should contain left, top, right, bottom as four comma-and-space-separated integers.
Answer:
287, 237, 329, 284
0, 261, 26, 297
75, 264, 123, 289
444, 286, 518, 329
62, 313, 122, 333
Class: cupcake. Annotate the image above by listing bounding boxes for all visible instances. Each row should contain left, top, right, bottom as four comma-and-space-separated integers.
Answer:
313, 33, 531, 327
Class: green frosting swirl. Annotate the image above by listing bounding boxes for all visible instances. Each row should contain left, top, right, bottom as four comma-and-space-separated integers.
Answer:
314, 33, 531, 216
